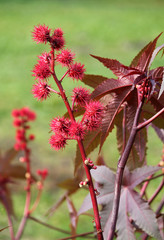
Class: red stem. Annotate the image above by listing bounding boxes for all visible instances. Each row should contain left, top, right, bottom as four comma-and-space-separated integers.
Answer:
137, 107, 164, 130
50, 47, 103, 240
140, 174, 153, 198
148, 177, 164, 205
107, 100, 144, 240
15, 145, 31, 239
57, 231, 95, 240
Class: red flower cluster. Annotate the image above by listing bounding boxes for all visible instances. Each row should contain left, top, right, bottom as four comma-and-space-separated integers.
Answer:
68, 62, 85, 81
37, 168, 48, 180
56, 49, 75, 67
32, 24, 51, 44
69, 121, 85, 140
32, 24, 85, 86
32, 80, 51, 101
32, 24, 104, 151
12, 107, 36, 151
72, 86, 90, 106
50, 117, 71, 135
32, 60, 52, 81
83, 101, 104, 130
50, 28, 65, 50
49, 134, 67, 151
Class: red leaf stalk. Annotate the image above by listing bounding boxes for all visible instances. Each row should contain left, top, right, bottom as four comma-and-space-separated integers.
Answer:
50, 47, 103, 240
15, 149, 31, 240
107, 99, 144, 240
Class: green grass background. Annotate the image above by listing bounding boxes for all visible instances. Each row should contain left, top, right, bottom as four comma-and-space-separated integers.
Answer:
0, 0, 163, 239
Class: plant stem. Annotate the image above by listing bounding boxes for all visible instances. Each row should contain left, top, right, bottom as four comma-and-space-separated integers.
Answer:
57, 231, 95, 240
50, 47, 103, 240
15, 149, 31, 240
141, 173, 164, 183
148, 177, 164, 205
137, 107, 164, 130
28, 216, 71, 235
107, 100, 144, 240
140, 174, 153, 198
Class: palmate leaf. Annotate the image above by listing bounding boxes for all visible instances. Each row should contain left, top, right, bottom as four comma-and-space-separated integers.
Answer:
131, 33, 162, 71
100, 86, 132, 151
116, 122, 142, 170
115, 111, 147, 170
142, 101, 164, 129
90, 55, 135, 82
126, 90, 147, 167
81, 74, 108, 88
151, 123, 164, 143
0, 185, 15, 217
79, 166, 162, 240
0, 148, 18, 171
127, 190, 162, 240
150, 94, 164, 119
91, 78, 132, 100
116, 190, 136, 240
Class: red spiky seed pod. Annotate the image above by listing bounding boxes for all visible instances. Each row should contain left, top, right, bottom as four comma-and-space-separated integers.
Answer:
32, 24, 51, 44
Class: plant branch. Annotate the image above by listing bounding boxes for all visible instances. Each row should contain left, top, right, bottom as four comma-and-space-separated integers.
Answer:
28, 216, 71, 235
50, 47, 103, 240
141, 173, 164, 183
137, 107, 164, 131
108, 99, 144, 240
57, 231, 95, 240
140, 174, 154, 198
148, 177, 164, 205
15, 146, 31, 239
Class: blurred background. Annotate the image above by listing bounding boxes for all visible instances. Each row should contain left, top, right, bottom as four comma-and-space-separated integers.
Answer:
0, 0, 163, 239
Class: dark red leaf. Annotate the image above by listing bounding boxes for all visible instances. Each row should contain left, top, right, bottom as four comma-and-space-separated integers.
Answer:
81, 74, 108, 88
133, 33, 162, 71
116, 119, 145, 170
148, 42, 164, 69
150, 95, 164, 119
127, 165, 161, 189
0, 185, 14, 217
149, 67, 163, 81
0, 148, 18, 171
91, 78, 132, 100
127, 190, 162, 240
6, 165, 27, 179
151, 123, 164, 143
100, 86, 132, 151
90, 54, 135, 82
116, 189, 136, 240
142, 102, 164, 129
58, 178, 80, 193
126, 90, 147, 167
130, 41, 153, 68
